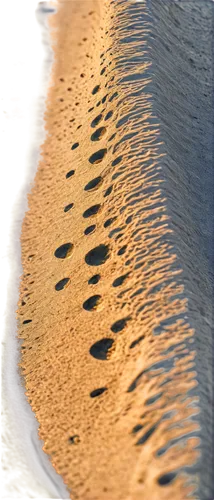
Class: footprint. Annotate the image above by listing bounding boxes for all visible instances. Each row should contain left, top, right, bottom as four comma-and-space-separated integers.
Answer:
84, 176, 103, 191
90, 387, 107, 398
55, 278, 70, 291
85, 244, 109, 266
54, 243, 73, 259
83, 205, 101, 218
88, 149, 107, 165
89, 338, 114, 360
83, 295, 102, 311
91, 127, 106, 142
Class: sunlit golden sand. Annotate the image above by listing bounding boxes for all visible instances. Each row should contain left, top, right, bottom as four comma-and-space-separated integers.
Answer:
17, 1, 200, 498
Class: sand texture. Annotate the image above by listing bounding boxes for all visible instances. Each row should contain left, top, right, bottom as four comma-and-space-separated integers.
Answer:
17, 1, 212, 499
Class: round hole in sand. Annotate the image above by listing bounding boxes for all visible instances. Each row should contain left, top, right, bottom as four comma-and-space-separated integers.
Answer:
55, 278, 70, 291
111, 317, 129, 333
85, 244, 109, 266
83, 294, 102, 311
89, 338, 114, 360
88, 149, 107, 164
54, 243, 73, 259
91, 127, 106, 142
88, 274, 100, 285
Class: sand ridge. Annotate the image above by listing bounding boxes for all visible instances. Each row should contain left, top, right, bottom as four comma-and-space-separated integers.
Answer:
17, 1, 201, 498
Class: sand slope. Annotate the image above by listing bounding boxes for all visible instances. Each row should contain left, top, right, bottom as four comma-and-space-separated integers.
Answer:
9, 0, 213, 500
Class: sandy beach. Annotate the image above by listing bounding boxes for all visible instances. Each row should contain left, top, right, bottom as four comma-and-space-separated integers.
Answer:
2, 0, 214, 500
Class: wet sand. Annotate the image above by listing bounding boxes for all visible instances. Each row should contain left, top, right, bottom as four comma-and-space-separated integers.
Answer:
17, 1, 213, 499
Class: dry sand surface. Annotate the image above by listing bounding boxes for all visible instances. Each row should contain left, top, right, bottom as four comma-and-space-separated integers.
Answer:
17, 1, 210, 499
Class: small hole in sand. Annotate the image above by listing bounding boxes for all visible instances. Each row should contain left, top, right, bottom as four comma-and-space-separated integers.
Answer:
23, 319, 32, 325
83, 295, 102, 311
84, 176, 103, 191
104, 217, 116, 228
69, 435, 80, 445
117, 245, 127, 256
132, 424, 143, 434
89, 338, 114, 360
91, 114, 102, 128
102, 94, 108, 103
92, 85, 100, 95
112, 156, 123, 166
91, 127, 106, 142
88, 274, 100, 285
64, 203, 74, 212
71, 142, 79, 150
90, 388, 107, 398
104, 185, 113, 197
83, 204, 101, 218
66, 170, 75, 179
55, 278, 70, 291
105, 110, 113, 121
111, 318, 129, 333
109, 92, 118, 102
129, 335, 145, 349
112, 274, 129, 287
157, 472, 177, 486
54, 243, 73, 259
108, 133, 116, 142
85, 244, 109, 266
89, 149, 107, 164
84, 225, 96, 235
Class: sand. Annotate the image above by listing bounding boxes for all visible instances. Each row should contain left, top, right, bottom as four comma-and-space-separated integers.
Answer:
17, 1, 211, 499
